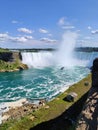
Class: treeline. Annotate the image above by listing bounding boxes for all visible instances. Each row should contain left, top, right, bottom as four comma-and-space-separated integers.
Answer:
10, 48, 56, 52
75, 47, 98, 52
1, 47, 98, 53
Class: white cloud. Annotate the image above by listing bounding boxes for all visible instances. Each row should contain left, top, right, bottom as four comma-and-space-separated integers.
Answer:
48, 33, 52, 37
17, 28, 33, 34
58, 17, 65, 26
40, 37, 57, 43
58, 17, 70, 26
0, 32, 57, 46
91, 30, 98, 34
84, 36, 91, 40
0, 33, 9, 38
12, 20, 18, 24
58, 17, 75, 31
76, 30, 81, 32
39, 28, 48, 34
88, 26, 92, 30
0, 33, 34, 43
0, 33, 9, 42
9, 35, 34, 43
10, 36, 28, 43
0, 33, 58, 48
24, 35, 33, 40
62, 25, 75, 29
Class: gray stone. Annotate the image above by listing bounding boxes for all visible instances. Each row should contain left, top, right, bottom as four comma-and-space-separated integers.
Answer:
66, 92, 78, 102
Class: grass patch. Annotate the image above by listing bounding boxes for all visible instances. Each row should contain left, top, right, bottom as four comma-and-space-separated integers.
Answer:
0, 74, 91, 130
0, 48, 10, 52
0, 60, 20, 71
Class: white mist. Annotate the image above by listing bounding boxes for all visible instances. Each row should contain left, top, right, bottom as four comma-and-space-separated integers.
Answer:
56, 31, 78, 66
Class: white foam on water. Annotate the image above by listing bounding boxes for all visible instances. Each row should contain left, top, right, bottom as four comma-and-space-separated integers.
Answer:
0, 103, 9, 124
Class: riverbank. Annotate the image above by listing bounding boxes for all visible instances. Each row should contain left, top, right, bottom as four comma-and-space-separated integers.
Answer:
0, 74, 91, 130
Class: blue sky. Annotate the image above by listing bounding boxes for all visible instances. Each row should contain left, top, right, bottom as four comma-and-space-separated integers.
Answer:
0, 0, 98, 48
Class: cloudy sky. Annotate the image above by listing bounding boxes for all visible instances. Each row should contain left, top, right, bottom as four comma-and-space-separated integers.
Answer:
0, 0, 98, 48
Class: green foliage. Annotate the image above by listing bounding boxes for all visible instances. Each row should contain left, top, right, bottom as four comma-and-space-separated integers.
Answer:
0, 60, 20, 71
0, 48, 10, 52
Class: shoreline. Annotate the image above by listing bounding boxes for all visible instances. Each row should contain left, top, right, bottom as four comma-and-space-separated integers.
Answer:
0, 98, 28, 124
0, 98, 47, 124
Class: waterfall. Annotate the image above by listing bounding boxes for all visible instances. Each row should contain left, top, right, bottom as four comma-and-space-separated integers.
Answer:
21, 51, 54, 68
87, 52, 98, 67
21, 51, 98, 68
21, 31, 98, 68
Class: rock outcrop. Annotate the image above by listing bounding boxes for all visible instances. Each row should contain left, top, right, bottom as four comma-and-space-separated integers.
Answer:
76, 58, 98, 130
0, 52, 22, 62
1, 98, 47, 123
0, 51, 28, 72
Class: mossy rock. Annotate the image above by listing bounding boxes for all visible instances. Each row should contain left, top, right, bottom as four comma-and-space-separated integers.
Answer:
18, 64, 28, 70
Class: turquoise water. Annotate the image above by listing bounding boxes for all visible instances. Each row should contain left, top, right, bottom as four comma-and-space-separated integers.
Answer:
0, 66, 90, 102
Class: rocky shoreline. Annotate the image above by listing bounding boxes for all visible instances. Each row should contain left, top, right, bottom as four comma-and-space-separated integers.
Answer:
0, 98, 47, 124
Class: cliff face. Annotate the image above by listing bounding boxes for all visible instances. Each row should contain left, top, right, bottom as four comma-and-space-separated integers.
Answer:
76, 58, 98, 130
0, 52, 22, 62
0, 52, 28, 72
76, 87, 98, 130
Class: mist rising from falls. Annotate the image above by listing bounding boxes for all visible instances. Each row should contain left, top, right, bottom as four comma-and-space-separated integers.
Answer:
21, 31, 92, 68
56, 31, 79, 66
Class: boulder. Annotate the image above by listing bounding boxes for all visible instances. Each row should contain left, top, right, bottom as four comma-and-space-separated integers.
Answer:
18, 64, 28, 70
65, 92, 78, 102
84, 81, 90, 86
